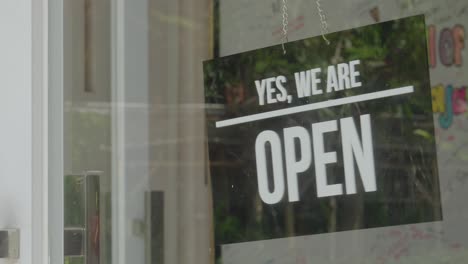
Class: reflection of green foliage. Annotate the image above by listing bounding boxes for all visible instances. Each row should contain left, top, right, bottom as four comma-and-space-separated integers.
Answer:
65, 257, 84, 264
66, 108, 112, 262
64, 175, 84, 227
65, 110, 109, 228
215, 211, 242, 242
214, 201, 269, 244
71, 111, 110, 169
414, 129, 435, 142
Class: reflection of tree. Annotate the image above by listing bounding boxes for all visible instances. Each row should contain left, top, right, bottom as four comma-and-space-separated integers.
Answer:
205, 16, 439, 255
64, 108, 112, 264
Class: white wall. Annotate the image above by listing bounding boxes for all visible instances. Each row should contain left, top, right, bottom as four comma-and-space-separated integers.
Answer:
0, 0, 32, 264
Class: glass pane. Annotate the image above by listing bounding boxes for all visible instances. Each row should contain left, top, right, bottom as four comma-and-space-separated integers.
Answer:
62, 0, 111, 263
64, 175, 85, 228
57, 0, 468, 263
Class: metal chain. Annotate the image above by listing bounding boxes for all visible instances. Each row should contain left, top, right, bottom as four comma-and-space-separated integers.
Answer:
281, 0, 289, 54
316, 0, 330, 45
281, 0, 330, 53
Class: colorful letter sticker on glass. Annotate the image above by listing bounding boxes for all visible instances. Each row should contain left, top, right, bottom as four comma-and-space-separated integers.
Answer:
204, 15, 441, 254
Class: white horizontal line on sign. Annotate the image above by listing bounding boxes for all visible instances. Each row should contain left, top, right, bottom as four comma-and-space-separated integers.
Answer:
215, 86, 414, 128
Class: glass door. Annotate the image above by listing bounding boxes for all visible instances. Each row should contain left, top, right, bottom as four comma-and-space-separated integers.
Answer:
49, 0, 468, 264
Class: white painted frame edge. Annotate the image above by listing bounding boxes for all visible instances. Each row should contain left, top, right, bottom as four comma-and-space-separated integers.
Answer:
111, 0, 127, 264
48, 0, 64, 263
32, 0, 49, 263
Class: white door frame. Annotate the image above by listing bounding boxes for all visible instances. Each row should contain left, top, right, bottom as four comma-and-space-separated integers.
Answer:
32, 0, 49, 263
111, 0, 127, 263
48, 0, 64, 262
